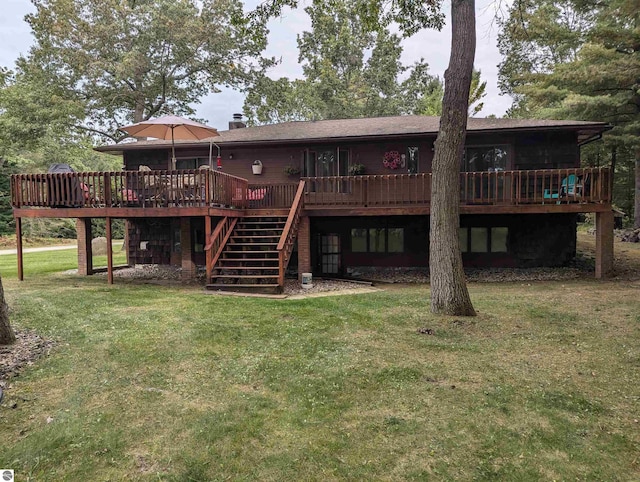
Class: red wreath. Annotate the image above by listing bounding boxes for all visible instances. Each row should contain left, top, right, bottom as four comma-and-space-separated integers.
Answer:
383, 150, 401, 169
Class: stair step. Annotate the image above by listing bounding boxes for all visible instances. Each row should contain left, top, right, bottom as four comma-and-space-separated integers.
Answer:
207, 214, 292, 294
220, 259, 278, 264
216, 266, 279, 270
221, 251, 279, 256
206, 284, 282, 294
235, 227, 283, 230
227, 242, 278, 248
231, 235, 280, 239
213, 274, 280, 279
237, 222, 285, 226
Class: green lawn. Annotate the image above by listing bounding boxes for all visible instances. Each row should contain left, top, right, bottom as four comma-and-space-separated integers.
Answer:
0, 244, 127, 278
0, 263, 639, 480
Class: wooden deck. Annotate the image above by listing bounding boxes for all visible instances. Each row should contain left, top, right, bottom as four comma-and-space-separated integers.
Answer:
11, 167, 611, 217
10, 167, 615, 285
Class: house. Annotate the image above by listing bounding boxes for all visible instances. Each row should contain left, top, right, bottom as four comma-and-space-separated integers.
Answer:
11, 115, 615, 292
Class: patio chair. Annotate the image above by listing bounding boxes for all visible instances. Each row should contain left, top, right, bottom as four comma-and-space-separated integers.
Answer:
562, 173, 585, 197
138, 165, 166, 203
543, 174, 583, 200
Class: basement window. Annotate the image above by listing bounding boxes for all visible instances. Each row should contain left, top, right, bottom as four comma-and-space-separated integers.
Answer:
459, 227, 508, 253
351, 227, 405, 253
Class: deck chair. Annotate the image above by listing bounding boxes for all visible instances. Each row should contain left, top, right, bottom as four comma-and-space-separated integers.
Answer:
544, 174, 583, 200
138, 165, 165, 202
561, 174, 584, 197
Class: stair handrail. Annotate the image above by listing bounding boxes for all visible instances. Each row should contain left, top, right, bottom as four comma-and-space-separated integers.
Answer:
277, 179, 306, 286
205, 216, 238, 281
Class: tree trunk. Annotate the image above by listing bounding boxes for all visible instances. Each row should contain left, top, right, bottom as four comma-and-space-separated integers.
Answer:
610, 146, 616, 200
635, 148, 640, 229
429, 0, 477, 316
0, 276, 16, 345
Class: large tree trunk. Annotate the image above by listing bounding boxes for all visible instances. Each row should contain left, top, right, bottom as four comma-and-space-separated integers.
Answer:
635, 148, 640, 229
0, 276, 16, 345
429, 0, 477, 316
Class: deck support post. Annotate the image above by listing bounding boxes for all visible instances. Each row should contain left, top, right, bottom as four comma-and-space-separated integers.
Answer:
205, 216, 212, 282
76, 218, 93, 276
181, 217, 196, 280
297, 216, 311, 281
16, 217, 23, 281
595, 209, 614, 279
106, 216, 113, 285
124, 220, 132, 266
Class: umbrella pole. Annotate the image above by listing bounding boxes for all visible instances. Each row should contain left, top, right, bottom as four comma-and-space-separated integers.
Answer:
171, 127, 176, 170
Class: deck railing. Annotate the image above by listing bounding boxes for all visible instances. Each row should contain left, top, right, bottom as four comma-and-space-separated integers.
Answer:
11, 169, 249, 209
277, 180, 306, 286
11, 167, 611, 211
303, 167, 611, 208
205, 216, 238, 281
246, 182, 299, 209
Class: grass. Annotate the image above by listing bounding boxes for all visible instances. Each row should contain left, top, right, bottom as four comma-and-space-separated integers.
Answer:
0, 244, 127, 278
0, 240, 639, 480
0, 236, 77, 249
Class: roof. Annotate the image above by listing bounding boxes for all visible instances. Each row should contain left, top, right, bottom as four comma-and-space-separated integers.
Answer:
96, 115, 611, 153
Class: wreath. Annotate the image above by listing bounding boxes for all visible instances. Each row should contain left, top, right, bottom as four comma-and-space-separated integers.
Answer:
383, 150, 401, 169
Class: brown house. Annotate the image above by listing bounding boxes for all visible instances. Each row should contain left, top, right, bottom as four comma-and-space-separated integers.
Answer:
11, 115, 615, 292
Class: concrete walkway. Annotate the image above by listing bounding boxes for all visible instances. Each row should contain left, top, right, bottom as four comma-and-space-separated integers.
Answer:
0, 244, 77, 256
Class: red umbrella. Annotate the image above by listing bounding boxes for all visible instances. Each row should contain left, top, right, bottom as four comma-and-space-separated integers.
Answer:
119, 115, 220, 169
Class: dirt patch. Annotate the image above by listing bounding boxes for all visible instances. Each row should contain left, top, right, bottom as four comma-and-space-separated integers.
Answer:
0, 330, 55, 390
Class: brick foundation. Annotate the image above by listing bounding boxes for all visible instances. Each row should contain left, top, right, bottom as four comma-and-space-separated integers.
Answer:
76, 218, 93, 276
181, 217, 196, 280
297, 216, 311, 281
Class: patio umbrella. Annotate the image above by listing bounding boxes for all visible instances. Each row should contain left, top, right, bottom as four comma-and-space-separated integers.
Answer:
119, 115, 220, 169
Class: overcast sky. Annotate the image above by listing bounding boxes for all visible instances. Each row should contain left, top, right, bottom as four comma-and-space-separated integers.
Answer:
0, 0, 513, 131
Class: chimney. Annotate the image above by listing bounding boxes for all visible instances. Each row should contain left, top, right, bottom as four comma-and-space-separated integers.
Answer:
229, 113, 246, 130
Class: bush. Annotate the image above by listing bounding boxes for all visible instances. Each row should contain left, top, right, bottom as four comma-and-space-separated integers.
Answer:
22, 218, 77, 239
91, 218, 125, 239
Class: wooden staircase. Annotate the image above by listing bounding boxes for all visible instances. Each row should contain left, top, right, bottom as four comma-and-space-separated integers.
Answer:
205, 180, 305, 295
206, 216, 286, 293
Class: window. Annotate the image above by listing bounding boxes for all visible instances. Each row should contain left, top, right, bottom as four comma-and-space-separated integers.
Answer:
407, 147, 419, 174
176, 158, 207, 170
470, 227, 488, 252
303, 148, 350, 177
369, 228, 386, 252
319, 234, 341, 274
351, 228, 368, 252
194, 229, 204, 253
459, 227, 508, 253
490, 227, 508, 253
463, 146, 508, 172
388, 228, 404, 252
351, 227, 404, 253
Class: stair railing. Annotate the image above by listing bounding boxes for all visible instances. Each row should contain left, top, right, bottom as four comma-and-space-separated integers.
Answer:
205, 216, 238, 281
277, 180, 306, 287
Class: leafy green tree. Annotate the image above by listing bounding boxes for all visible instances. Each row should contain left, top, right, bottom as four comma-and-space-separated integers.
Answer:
0, 160, 18, 236
244, 0, 441, 124
243, 0, 486, 125
247, 0, 477, 316
402, 67, 486, 117
399, 60, 445, 116
468, 70, 487, 116
498, 0, 640, 226
5, 0, 271, 143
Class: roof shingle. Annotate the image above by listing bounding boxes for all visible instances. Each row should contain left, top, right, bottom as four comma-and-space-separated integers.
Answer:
97, 115, 610, 152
